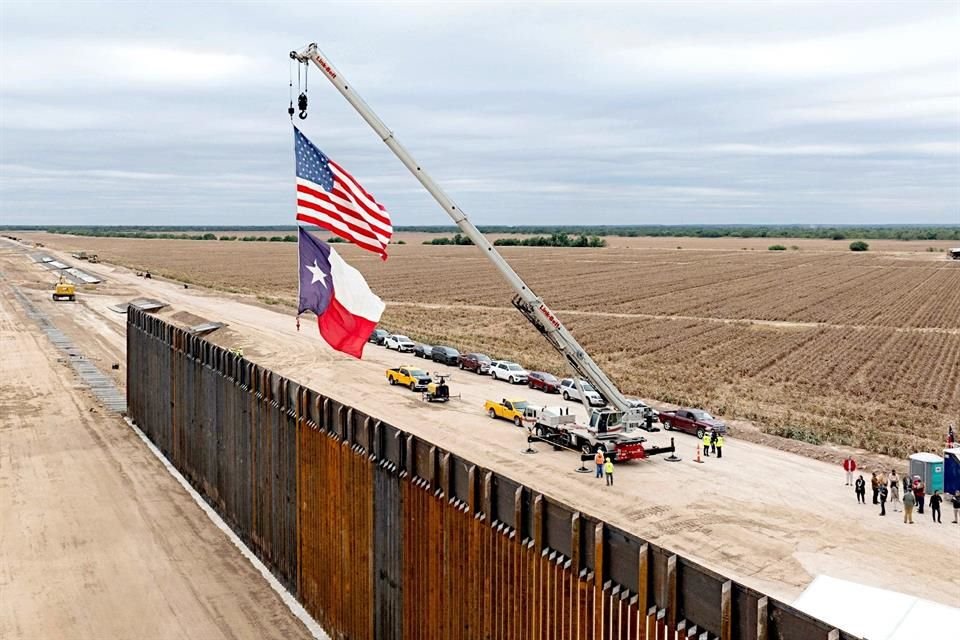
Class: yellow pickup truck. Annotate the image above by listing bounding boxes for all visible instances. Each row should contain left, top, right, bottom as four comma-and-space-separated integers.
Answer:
386, 365, 433, 391
483, 398, 529, 426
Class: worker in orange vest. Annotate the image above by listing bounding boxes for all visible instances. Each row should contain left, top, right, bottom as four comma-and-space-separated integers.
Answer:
594, 450, 605, 479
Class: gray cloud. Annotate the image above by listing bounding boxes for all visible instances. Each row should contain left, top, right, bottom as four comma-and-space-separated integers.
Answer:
1, 1, 958, 226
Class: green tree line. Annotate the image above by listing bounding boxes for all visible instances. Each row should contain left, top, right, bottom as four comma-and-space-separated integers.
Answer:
406, 224, 960, 241
8, 224, 957, 242
424, 232, 606, 248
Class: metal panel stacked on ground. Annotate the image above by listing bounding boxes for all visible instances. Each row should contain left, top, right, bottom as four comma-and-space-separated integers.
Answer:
125, 308, 860, 640
8, 284, 126, 413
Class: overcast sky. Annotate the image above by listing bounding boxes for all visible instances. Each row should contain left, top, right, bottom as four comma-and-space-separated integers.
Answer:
1, 1, 958, 226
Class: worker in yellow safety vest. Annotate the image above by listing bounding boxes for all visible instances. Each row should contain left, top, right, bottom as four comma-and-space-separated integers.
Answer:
604, 457, 614, 486
702, 431, 711, 457
716, 434, 724, 459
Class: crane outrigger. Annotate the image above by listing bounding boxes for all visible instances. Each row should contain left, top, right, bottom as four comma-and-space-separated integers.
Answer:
290, 44, 666, 445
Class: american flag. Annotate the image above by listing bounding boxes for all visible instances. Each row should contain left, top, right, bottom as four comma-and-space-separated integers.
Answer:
294, 127, 392, 258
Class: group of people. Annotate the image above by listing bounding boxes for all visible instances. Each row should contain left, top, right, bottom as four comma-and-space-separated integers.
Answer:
595, 451, 615, 485
701, 430, 724, 458
843, 456, 960, 525
593, 429, 727, 485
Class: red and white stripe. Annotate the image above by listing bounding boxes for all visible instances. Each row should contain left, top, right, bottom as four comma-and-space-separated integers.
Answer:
296, 160, 392, 258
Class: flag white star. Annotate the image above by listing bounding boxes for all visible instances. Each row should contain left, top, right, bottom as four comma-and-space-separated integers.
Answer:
305, 260, 328, 287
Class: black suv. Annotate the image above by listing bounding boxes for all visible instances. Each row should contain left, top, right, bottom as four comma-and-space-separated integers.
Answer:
368, 329, 390, 345
414, 344, 433, 359
431, 346, 461, 366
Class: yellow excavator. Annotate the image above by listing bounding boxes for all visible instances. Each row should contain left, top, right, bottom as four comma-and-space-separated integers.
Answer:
52, 275, 76, 302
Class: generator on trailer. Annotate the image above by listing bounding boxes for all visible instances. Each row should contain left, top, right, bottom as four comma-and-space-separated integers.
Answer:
290, 43, 676, 459
421, 373, 460, 403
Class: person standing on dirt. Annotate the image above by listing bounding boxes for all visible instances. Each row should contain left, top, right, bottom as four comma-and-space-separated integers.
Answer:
902, 473, 911, 496
594, 450, 605, 479
889, 470, 901, 512
843, 456, 857, 485
902, 489, 916, 524
716, 434, 724, 459
913, 477, 926, 515
710, 430, 718, 455
948, 423, 956, 447
878, 483, 888, 516
855, 475, 866, 504
702, 431, 711, 457
604, 457, 614, 486
871, 472, 880, 505
929, 490, 943, 523
951, 491, 960, 524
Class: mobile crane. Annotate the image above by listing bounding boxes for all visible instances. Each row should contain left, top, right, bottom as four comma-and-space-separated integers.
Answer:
290, 44, 674, 459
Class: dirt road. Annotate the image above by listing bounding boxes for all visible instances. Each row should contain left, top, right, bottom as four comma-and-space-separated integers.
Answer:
0, 250, 315, 639
3, 242, 958, 611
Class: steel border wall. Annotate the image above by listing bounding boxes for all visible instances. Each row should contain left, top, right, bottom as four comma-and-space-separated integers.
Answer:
126, 308, 855, 640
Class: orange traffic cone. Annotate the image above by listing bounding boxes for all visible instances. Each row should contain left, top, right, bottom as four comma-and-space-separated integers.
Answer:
694, 444, 703, 464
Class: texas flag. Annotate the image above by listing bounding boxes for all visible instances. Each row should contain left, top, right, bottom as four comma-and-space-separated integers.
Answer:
298, 227, 385, 358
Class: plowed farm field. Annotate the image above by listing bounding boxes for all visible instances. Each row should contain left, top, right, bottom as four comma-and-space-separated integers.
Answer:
24, 232, 960, 457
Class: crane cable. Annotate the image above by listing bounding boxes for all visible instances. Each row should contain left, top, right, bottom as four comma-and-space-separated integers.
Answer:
288, 58, 295, 119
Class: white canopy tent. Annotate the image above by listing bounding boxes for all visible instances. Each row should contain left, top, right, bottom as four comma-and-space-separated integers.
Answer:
793, 575, 960, 640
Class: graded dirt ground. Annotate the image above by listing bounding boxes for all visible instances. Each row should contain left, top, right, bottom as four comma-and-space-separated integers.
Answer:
21, 232, 960, 458
0, 249, 315, 640
1, 241, 958, 614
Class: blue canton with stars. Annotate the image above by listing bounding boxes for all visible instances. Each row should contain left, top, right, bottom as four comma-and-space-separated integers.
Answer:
294, 127, 335, 191
298, 227, 334, 317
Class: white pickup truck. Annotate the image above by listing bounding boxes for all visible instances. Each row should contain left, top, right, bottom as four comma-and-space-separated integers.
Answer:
384, 334, 416, 352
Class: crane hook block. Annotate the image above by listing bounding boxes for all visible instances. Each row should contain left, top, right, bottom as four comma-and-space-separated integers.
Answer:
297, 92, 308, 119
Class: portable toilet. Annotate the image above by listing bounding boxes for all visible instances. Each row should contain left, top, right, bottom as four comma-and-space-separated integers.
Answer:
908, 452, 944, 493
944, 448, 960, 494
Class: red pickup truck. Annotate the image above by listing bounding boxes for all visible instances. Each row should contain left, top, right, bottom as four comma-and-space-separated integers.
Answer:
657, 408, 727, 440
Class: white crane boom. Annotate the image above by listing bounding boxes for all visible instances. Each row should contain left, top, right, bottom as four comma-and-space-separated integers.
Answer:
291, 43, 640, 426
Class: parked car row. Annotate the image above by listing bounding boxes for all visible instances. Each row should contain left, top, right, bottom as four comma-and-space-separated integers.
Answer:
368, 329, 605, 402
370, 330, 532, 383
368, 328, 725, 438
